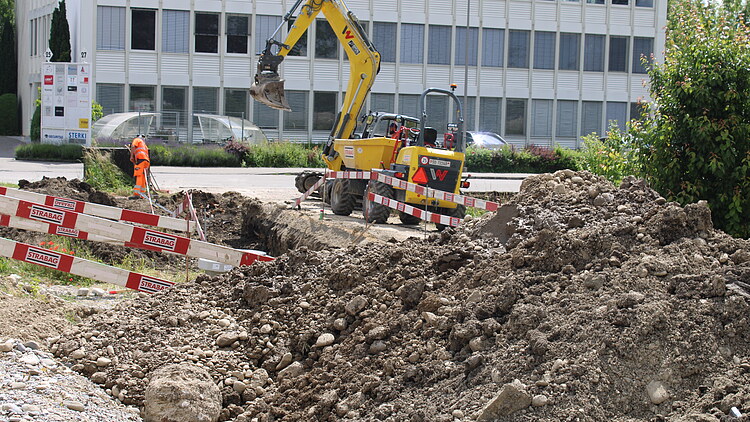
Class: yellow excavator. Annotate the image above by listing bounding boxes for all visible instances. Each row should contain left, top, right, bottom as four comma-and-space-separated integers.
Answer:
251, 0, 467, 228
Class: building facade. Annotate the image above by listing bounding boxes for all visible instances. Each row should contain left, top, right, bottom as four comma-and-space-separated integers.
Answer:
17, 0, 667, 147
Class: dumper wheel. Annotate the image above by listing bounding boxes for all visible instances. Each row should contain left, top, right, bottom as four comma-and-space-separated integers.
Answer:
399, 212, 422, 225
363, 181, 393, 224
436, 204, 466, 231
295, 170, 323, 195
330, 179, 356, 216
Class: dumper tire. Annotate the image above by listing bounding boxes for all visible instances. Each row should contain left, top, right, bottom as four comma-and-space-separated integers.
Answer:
436, 204, 466, 231
363, 181, 393, 224
330, 179, 356, 216
295, 170, 323, 195
399, 212, 422, 225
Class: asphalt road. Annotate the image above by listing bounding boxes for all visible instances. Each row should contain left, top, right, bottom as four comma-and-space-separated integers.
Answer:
0, 158, 527, 202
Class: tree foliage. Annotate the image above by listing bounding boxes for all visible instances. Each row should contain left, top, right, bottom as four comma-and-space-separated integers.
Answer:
0, 16, 17, 95
636, 0, 750, 237
49, 0, 71, 62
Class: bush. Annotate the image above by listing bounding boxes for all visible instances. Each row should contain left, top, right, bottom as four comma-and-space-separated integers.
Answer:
30, 103, 41, 142
464, 145, 581, 173
577, 125, 642, 185
0, 93, 18, 135
149, 145, 242, 167
633, 0, 750, 237
244, 142, 325, 168
15, 143, 83, 161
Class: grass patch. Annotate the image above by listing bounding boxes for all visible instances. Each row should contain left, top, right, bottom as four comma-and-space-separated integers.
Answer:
0, 182, 18, 188
15, 143, 84, 162
83, 149, 132, 194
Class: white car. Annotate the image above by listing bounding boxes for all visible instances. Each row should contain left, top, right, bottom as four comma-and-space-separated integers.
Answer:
466, 131, 509, 150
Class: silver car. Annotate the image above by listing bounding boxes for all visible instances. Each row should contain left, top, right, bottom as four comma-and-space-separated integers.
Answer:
466, 131, 509, 150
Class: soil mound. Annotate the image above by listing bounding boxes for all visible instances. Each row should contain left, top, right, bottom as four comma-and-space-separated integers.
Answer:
43, 170, 750, 421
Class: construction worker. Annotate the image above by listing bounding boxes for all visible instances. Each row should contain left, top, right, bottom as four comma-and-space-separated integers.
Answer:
128, 135, 150, 199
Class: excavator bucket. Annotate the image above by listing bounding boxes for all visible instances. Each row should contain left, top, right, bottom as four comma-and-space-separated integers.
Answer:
250, 74, 291, 112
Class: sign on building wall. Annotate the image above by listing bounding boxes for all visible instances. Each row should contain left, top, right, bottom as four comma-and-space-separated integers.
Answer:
40, 62, 92, 146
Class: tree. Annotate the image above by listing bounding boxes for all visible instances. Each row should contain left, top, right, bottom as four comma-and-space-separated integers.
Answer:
49, 0, 71, 62
0, 16, 17, 94
635, 0, 750, 237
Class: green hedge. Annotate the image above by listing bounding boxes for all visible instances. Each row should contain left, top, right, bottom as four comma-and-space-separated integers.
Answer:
149, 145, 242, 167
0, 93, 18, 135
15, 142, 588, 174
464, 145, 580, 173
15, 143, 83, 161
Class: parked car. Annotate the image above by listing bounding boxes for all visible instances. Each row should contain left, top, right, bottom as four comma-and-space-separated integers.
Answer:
466, 131, 509, 150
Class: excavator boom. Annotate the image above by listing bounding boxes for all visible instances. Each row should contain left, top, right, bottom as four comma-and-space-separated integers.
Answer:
250, 0, 380, 151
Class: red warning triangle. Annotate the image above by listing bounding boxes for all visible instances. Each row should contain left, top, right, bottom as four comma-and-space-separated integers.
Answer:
412, 167, 428, 184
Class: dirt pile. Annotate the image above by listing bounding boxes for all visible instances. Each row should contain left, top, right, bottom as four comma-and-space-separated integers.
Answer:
47, 170, 750, 421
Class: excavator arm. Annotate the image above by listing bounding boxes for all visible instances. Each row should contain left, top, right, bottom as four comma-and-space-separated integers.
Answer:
250, 0, 380, 156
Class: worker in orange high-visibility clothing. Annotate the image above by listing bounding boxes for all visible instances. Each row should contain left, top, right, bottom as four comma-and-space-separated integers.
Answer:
128, 135, 150, 199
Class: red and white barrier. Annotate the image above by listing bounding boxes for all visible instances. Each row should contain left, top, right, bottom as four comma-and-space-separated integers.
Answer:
0, 237, 175, 293
0, 214, 114, 243
294, 175, 328, 208
367, 192, 462, 228
0, 187, 192, 233
370, 172, 499, 212
0, 196, 274, 267
292, 169, 500, 226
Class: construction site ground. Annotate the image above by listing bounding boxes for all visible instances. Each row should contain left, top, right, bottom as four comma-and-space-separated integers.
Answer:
2, 169, 750, 422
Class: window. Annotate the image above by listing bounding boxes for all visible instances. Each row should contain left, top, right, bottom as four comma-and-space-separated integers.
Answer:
129, 85, 155, 112
284, 91, 308, 130
131, 9, 156, 51
373, 22, 397, 62
96, 84, 124, 115
508, 30, 530, 69
505, 99, 527, 136
315, 20, 338, 59
426, 95, 449, 130
608, 36, 629, 72
195, 13, 219, 53
630, 101, 647, 121
559, 33, 580, 71
581, 101, 602, 136
399, 94, 420, 118
584, 34, 605, 72
632, 37, 653, 74
97, 6, 125, 50
400, 24, 424, 64
162, 10, 189, 54
636, 0, 653, 6
227, 15, 249, 54
253, 103, 279, 129
606, 102, 627, 131
193, 87, 218, 115
587, 0, 605, 4
482, 28, 504, 67
455, 27, 479, 66
225, 89, 248, 119
287, 18, 307, 56
255, 15, 281, 54
479, 97, 502, 133
162, 86, 187, 134
533, 31, 555, 70
612, 0, 628, 5
531, 100, 552, 137
31, 19, 36, 56
313, 92, 337, 130
556, 100, 578, 138
456, 96, 476, 131
371, 93, 394, 112
428, 25, 451, 65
